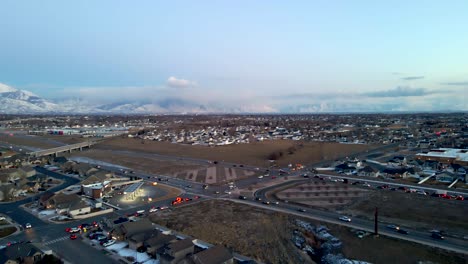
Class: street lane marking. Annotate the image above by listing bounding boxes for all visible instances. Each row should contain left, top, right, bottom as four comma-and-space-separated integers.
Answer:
43, 235, 70, 245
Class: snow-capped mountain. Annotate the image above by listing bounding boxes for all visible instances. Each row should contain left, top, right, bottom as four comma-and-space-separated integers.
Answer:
0, 83, 60, 113
0, 83, 275, 114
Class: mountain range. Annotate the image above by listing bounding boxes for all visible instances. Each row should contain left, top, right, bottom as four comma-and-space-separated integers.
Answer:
0, 84, 212, 114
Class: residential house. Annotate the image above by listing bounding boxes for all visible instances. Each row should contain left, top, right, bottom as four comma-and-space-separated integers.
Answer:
357, 166, 379, 177
18, 166, 36, 178
127, 229, 162, 250
0, 243, 45, 264
192, 245, 234, 264
111, 218, 154, 241
42, 193, 90, 215
145, 233, 177, 257
159, 239, 195, 264
38, 192, 55, 208
334, 163, 356, 174
68, 200, 91, 217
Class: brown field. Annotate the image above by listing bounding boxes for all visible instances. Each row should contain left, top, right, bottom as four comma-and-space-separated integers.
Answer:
0, 133, 59, 149
67, 149, 204, 175
0, 226, 16, 238
343, 190, 468, 234
150, 200, 306, 264
149, 200, 466, 264
68, 149, 259, 184
336, 225, 467, 264
96, 137, 375, 167
274, 181, 370, 208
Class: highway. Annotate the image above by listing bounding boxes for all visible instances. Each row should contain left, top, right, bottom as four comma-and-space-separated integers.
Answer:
251, 179, 468, 255
1, 138, 467, 260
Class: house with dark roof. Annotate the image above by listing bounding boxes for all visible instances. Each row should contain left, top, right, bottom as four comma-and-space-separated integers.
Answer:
159, 239, 195, 264
144, 233, 177, 257
127, 229, 162, 250
334, 163, 356, 174
192, 245, 234, 264
111, 218, 154, 241
42, 193, 90, 216
0, 243, 45, 264
357, 166, 379, 177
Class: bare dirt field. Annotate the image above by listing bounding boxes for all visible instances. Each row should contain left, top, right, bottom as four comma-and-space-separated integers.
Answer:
0, 133, 60, 149
149, 200, 466, 264
150, 200, 307, 264
336, 225, 467, 264
96, 137, 375, 167
343, 190, 468, 234
68, 149, 260, 184
274, 181, 370, 208
67, 149, 204, 175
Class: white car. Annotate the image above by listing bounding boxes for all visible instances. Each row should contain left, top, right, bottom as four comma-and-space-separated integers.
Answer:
149, 208, 158, 213
69, 227, 81, 233
0, 216, 6, 221
339, 216, 352, 222
25, 223, 32, 229
103, 239, 116, 247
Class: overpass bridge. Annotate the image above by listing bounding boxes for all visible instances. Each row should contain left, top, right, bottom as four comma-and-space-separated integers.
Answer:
29, 140, 99, 157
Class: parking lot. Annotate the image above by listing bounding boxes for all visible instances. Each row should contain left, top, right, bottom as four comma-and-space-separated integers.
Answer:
105, 182, 173, 210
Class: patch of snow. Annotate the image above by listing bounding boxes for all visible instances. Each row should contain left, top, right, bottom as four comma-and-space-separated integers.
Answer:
69, 157, 129, 169
39, 210, 56, 216
117, 248, 151, 263
106, 241, 128, 251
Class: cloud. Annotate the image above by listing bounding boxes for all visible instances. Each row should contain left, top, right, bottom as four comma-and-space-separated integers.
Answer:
401, 76, 424, 81
363, 86, 437, 98
166, 76, 197, 88
440, 81, 468, 86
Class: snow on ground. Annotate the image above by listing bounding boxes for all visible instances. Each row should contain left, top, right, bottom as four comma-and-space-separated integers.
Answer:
117, 248, 151, 263
69, 157, 128, 169
143, 259, 159, 264
106, 241, 128, 251
38, 210, 56, 216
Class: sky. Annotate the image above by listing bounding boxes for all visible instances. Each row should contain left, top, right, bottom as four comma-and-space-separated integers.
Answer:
1, 1, 467, 112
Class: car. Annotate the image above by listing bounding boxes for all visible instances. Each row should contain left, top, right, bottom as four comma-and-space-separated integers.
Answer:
194, 196, 200, 199
96, 235, 108, 241
271, 176, 277, 179
431, 232, 444, 240
339, 216, 352, 222
386, 224, 400, 230
255, 197, 262, 201
214, 191, 220, 194
224, 190, 231, 194
257, 175, 264, 179
69, 227, 81, 233
159, 206, 169, 210
70, 234, 78, 240
238, 195, 247, 200
273, 201, 279, 205
0, 216, 6, 221
186, 185, 192, 188
203, 185, 208, 189
25, 223, 32, 229
262, 201, 270, 205
149, 207, 158, 213
297, 209, 306, 213
397, 229, 409, 235
103, 239, 116, 247
65, 227, 72, 232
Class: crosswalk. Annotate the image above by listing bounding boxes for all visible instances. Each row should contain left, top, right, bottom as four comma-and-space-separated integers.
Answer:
43, 235, 71, 245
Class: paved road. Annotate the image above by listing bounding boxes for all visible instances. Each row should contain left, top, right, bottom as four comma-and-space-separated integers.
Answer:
251, 179, 468, 255
0, 167, 80, 229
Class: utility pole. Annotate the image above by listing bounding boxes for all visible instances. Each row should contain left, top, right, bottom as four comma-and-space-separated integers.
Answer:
374, 207, 379, 237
